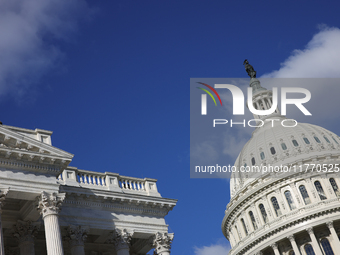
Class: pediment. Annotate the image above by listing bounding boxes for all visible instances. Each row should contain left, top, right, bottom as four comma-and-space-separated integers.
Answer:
0, 125, 73, 167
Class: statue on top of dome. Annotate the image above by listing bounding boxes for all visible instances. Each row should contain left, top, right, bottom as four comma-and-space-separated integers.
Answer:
243, 59, 256, 78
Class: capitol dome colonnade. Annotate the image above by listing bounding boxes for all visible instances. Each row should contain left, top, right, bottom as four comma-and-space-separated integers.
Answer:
222, 61, 340, 255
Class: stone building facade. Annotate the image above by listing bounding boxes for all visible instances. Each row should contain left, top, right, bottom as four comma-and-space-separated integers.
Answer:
0, 124, 176, 255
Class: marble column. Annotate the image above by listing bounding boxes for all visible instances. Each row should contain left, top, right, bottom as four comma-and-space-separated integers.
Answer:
0, 190, 8, 255
288, 235, 301, 255
270, 242, 280, 255
37, 192, 65, 255
65, 225, 88, 255
326, 221, 340, 251
153, 232, 174, 255
306, 227, 323, 255
13, 220, 40, 255
107, 229, 133, 255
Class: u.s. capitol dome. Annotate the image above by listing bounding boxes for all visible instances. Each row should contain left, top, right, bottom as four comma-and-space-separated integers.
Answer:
222, 62, 340, 255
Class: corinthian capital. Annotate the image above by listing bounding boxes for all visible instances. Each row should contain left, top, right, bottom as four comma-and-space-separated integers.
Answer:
270, 242, 278, 250
306, 227, 314, 235
106, 228, 133, 251
65, 225, 89, 247
13, 220, 40, 244
326, 221, 334, 229
152, 232, 174, 254
288, 235, 295, 243
37, 191, 65, 218
0, 189, 9, 213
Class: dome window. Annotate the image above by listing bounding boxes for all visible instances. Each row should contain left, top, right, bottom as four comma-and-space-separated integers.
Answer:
284, 190, 296, 210
259, 204, 268, 223
332, 137, 339, 144
260, 152, 265, 160
251, 157, 255, 166
324, 136, 330, 143
292, 140, 299, 147
314, 136, 321, 143
270, 197, 282, 217
329, 178, 340, 197
248, 211, 257, 230
303, 137, 310, 144
270, 147, 276, 155
240, 218, 248, 235
281, 143, 287, 150
299, 185, 311, 205
314, 181, 327, 200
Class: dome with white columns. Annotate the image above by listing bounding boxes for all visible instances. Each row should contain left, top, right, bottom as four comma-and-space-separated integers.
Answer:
223, 61, 340, 255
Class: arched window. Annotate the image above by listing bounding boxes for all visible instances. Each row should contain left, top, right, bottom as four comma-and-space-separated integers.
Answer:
292, 140, 299, 147
321, 238, 334, 255
314, 181, 327, 200
270, 147, 276, 155
271, 197, 282, 217
314, 136, 321, 143
251, 157, 256, 166
284, 190, 296, 210
304, 244, 315, 255
259, 204, 268, 223
299, 185, 311, 205
288, 251, 295, 255
240, 218, 248, 235
329, 178, 340, 196
324, 136, 331, 143
260, 152, 265, 160
281, 143, 287, 150
249, 211, 257, 230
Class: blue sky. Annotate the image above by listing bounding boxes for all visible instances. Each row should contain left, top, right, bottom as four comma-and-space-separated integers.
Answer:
1, 1, 340, 254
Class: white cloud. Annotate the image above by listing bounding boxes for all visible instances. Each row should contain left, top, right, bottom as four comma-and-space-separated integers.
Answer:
260, 26, 340, 125
191, 140, 219, 164
263, 26, 340, 78
212, 26, 340, 164
0, 0, 93, 99
194, 241, 231, 255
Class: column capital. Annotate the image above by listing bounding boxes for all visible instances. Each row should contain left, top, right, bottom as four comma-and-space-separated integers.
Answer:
37, 191, 65, 218
13, 220, 40, 244
65, 225, 89, 247
0, 189, 9, 213
152, 232, 174, 254
288, 235, 295, 242
306, 227, 314, 235
270, 242, 278, 250
326, 221, 334, 229
106, 228, 133, 251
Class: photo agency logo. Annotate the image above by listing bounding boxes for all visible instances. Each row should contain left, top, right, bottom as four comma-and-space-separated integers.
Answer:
196, 81, 312, 128
190, 60, 321, 178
